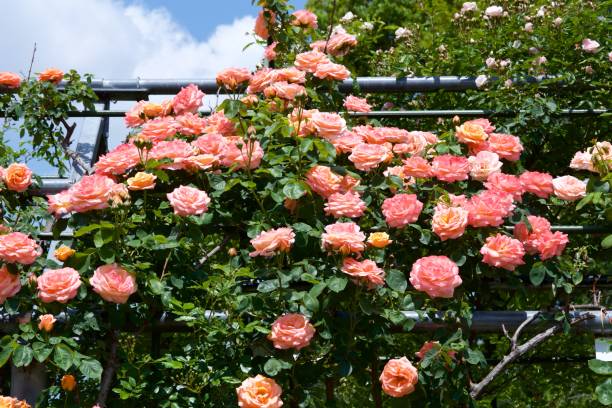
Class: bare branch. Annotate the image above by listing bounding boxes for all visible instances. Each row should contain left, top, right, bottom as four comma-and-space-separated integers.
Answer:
60, 118, 92, 174
511, 312, 540, 351
96, 329, 119, 407
197, 235, 230, 267
27, 43, 37, 80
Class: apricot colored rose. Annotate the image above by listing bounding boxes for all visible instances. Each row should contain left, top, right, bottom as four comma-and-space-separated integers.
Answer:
221, 138, 264, 170
326, 31, 358, 57
348, 143, 392, 171
192, 133, 228, 159
343, 95, 371, 112
464, 190, 515, 227
247, 68, 275, 93
204, 111, 236, 136
291, 9, 318, 28
142, 102, 164, 118
0, 232, 42, 265
271, 67, 306, 84
403, 156, 433, 178
127, 172, 157, 191
0, 265, 21, 303
38, 314, 56, 332
47, 191, 73, 217
236, 375, 283, 408
321, 222, 366, 255
552, 175, 587, 201
54, 245, 75, 262
216, 67, 252, 90
305, 165, 343, 198
67, 174, 117, 213
139, 117, 179, 143
484, 173, 524, 202
324, 191, 366, 218
264, 41, 277, 61
94, 143, 141, 176
467, 151, 503, 181
90, 264, 138, 304
167, 185, 211, 216
328, 130, 363, 154
172, 84, 205, 115
37, 267, 81, 303
409, 256, 462, 298
379, 357, 418, 398
432, 206, 469, 241
149, 140, 196, 170
341, 257, 386, 289
537, 231, 569, 260
367, 232, 392, 248
61, 374, 76, 392
254, 9, 276, 40
0, 396, 31, 408
0, 72, 21, 88
480, 234, 525, 271
310, 112, 346, 138
570, 151, 595, 172
487, 133, 523, 161
174, 112, 206, 136
393, 132, 428, 156
249, 227, 295, 257
263, 81, 306, 100
38, 68, 63, 84
124, 100, 147, 128
432, 154, 470, 182
464, 118, 495, 134
513, 215, 552, 254
267, 313, 316, 350
519, 171, 553, 198
3, 163, 32, 192
313, 62, 351, 80
381, 194, 423, 228
294, 50, 330, 73
455, 122, 488, 144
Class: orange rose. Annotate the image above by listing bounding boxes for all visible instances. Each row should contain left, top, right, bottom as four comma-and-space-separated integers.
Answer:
38, 68, 64, 84
0, 396, 31, 408
0, 72, 21, 89
127, 172, 157, 191
379, 357, 418, 397
3, 163, 32, 192
142, 102, 164, 118
367, 232, 392, 248
54, 245, 75, 261
38, 314, 56, 332
236, 375, 283, 408
455, 122, 488, 144
61, 374, 76, 392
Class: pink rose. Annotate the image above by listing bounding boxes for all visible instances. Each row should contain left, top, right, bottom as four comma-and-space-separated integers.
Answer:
175, 113, 207, 137
480, 234, 525, 271
327, 130, 363, 154
270, 67, 306, 84
167, 185, 211, 216
485, 5, 503, 17
47, 191, 73, 217
90, 263, 138, 304
484, 173, 524, 202
0, 232, 42, 265
321, 222, 366, 255
513, 215, 552, 254
343, 95, 371, 112
149, 140, 196, 170
310, 112, 346, 138
263, 81, 306, 100
326, 31, 358, 57
249, 227, 295, 257
65, 175, 120, 213
3, 163, 32, 192
291, 10, 318, 28
94, 143, 140, 176
581, 38, 600, 53
379, 357, 418, 398
0, 264, 21, 303
294, 50, 330, 73
172, 84, 205, 115
236, 375, 283, 408
352, 125, 386, 144
432, 155, 470, 182
0, 72, 21, 89
254, 10, 275, 40
382, 128, 413, 144
569, 151, 595, 172
267, 313, 315, 350
221, 138, 264, 169
264, 42, 277, 61
409, 256, 462, 298
487, 133, 523, 161
464, 190, 515, 227
324, 191, 367, 218
341, 257, 386, 289
192, 133, 228, 159
381, 194, 423, 228
455, 122, 488, 144
432, 206, 469, 241
537, 231, 569, 260
519, 171, 553, 198
247, 68, 275, 93
37, 267, 81, 303
464, 118, 495, 134
124, 101, 147, 127
552, 175, 587, 201
139, 117, 178, 143
305, 165, 343, 198
392, 132, 427, 156
468, 151, 503, 181
348, 143, 392, 171
403, 156, 433, 178
415, 341, 438, 360
313, 62, 351, 81
216, 67, 252, 90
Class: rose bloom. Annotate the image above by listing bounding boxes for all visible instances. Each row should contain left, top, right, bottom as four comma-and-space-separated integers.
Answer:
305, 165, 343, 198
552, 175, 587, 201
468, 151, 503, 181
94, 143, 140, 176
37, 267, 81, 303
174, 113, 207, 136
149, 140, 196, 170
3, 163, 32, 192
142, 101, 171, 118
192, 133, 228, 159
432, 155, 470, 182
0, 72, 21, 88
432, 206, 469, 241
284, 198, 298, 214
38, 68, 63, 84
464, 118, 495, 133
61, 374, 76, 392
324, 191, 366, 218
410, 256, 462, 298
236, 375, 283, 408
0, 265, 21, 303
415, 341, 439, 360
67, 174, 118, 213
326, 31, 358, 57
455, 122, 488, 145
313, 62, 351, 80
216, 67, 252, 90
90, 263, 138, 304
167, 185, 211, 216
139, 117, 179, 143
367, 232, 392, 248
403, 156, 433, 178
327, 130, 363, 154
465, 189, 515, 227
485, 5, 503, 17
352, 125, 385, 144
484, 173, 524, 202
480, 234, 525, 271
342, 257, 386, 289
263, 82, 306, 100
249, 227, 295, 257
310, 112, 346, 138
0, 396, 31, 408
382, 127, 413, 144
267, 313, 315, 350
172, 84, 205, 115
513, 215, 552, 254
537, 231, 569, 260
270, 67, 307, 84
379, 357, 418, 398
487, 133, 523, 161
254, 9, 275, 40
264, 41, 277, 61
291, 9, 318, 28
581, 38, 600, 53
247, 68, 275, 93
124, 101, 146, 128
54, 245, 75, 262
344, 95, 371, 112
321, 222, 366, 255
47, 191, 73, 217
519, 171, 554, 198
38, 314, 56, 332
221, 138, 264, 170
127, 172, 157, 191
393, 132, 427, 156
348, 143, 392, 171
294, 50, 330, 73
570, 151, 595, 172
381, 194, 423, 228
0, 232, 42, 265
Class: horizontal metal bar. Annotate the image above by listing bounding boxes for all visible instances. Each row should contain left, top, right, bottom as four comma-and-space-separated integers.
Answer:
503, 225, 612, 234
35, 178, 74, 194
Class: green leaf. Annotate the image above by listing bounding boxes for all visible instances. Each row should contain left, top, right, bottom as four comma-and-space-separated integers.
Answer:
12, 345, 33, 367
32, 342, 52, 363
257, 280, 279, 293
79, 358, 103, 381
283, 180, 307, 200
602, 235, 612, 249
596, 378, 612, 405
386, 269, 407, 292
589, 359, 612, 375
264, 358, 291, 376
303, 293, 319, 312
0, 344, 13, 367
327, 276, 347, 293
54, 344, 73, 371
466, 348, 486, 365
529, 263, 547, 286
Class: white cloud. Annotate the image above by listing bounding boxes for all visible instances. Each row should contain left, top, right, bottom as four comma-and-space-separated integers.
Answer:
0, 0, 264, 78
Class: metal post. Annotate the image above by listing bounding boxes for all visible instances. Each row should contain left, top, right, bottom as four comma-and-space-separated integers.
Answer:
10, 361, 46, 406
